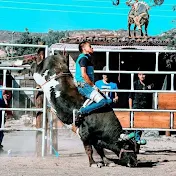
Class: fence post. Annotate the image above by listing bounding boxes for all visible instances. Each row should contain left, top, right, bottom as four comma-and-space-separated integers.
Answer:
42, 93, 47, 157
106, 52, 109, 71
130, 74, 134, 128
155, 52, 159, 72
166, 74, 175, 136
2, 69, 7, 128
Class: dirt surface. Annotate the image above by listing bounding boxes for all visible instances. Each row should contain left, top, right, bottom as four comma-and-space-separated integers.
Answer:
1, 128, 176, 176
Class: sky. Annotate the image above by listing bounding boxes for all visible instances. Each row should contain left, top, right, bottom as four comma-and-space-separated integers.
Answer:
0, 0, 175, 35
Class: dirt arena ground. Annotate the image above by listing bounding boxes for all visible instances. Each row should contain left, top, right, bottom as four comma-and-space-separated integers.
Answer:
1, 128, 176, 176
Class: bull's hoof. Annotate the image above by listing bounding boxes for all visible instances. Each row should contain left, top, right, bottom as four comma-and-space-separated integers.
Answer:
97, 162, 104, 168
90, 163, 104, 168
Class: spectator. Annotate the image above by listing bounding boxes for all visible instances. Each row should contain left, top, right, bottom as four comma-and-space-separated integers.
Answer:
95, 66, 118, 106
36, 48, 45, 64
129, 70, 153, 146
0, 78, 10, 153
35, 48, 45, 127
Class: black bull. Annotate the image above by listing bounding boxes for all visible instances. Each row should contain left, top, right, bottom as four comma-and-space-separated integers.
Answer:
20, 54, 138, 167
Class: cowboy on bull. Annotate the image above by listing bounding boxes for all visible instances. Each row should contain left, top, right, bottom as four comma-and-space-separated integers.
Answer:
127, 0, 149, 30
127, 0, 140, 28
74, 41, 112, 120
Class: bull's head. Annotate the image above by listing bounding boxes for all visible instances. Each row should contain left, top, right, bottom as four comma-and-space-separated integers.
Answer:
18, 52, 69, 77
119, 139, 138, 167
51, 53, 69, 75
17, 55, 37, 76
118, 132, 146, 167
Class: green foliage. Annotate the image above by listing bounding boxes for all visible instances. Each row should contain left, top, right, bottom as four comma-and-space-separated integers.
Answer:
42, 30, 69, 46
158, 29, 176, 69
13, 29, 68, 57
14, 28, 39, 57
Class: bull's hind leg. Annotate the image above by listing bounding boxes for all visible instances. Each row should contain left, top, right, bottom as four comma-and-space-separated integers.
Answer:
128, 22, 131, 38
93, 144, 116, 167
144, 21, 148, 37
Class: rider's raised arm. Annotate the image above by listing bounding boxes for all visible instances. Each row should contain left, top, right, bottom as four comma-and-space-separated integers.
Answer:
126, 0, 134, 6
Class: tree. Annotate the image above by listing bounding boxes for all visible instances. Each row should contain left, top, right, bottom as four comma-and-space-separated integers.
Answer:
12, 29, 68, 58
14, 28, 40, 57
158, 29, 176, 69
42, 30, 68, 46
157, 3, 176, 69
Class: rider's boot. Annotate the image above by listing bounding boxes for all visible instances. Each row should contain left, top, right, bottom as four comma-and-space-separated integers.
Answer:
75, 110, 85, 127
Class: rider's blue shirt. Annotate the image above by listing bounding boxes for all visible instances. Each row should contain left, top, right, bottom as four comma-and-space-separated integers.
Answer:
75, 53, 94, 83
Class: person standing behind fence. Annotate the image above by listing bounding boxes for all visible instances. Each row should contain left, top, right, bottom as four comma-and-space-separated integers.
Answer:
129, 71, 153, 147
95, 66, 118, 107
35, 48, 45, 126
0, 79, 10, 153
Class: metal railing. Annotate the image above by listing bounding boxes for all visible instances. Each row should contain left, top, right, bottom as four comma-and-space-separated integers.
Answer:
0, 74, 47, 157
53, 46, 176, 131
0, 43, 49, 157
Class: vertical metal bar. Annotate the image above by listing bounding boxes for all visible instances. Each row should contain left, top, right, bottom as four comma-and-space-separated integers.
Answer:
49, 110, 53, 155
2, 70, 7, 129
130, 111, 134, 128
119, 53, 121, 83
1, 111, 5, 128
130, 73, 134, 128
131, 73, 134, 90
73, 109, 76, 125
11, 79, 14, 108
170, 112, 174, 129
45, 46, 49, 58
3, 70, 7, 88
170, 74, 174, 134
29, 96, 32, 115
42, 93, 47, 157
106, 52, 109, 71
155, 52, 159, 71
154, 92, 158, 110
171, 74, 174, 91
11, 31, 15, 57
51, 48, 54, 55
154, 52, 158, 110
25, 98, 27, 114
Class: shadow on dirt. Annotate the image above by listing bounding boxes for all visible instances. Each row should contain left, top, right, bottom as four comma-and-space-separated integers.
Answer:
142, 150, 176, 156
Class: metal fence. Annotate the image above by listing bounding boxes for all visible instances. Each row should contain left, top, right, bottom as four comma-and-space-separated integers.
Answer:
0, 43, 48, 157
52, 46, 176, 131
1, 43, 175, 157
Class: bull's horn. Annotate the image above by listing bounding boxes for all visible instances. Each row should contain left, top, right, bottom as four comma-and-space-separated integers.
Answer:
119, 132, 135, 141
